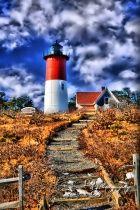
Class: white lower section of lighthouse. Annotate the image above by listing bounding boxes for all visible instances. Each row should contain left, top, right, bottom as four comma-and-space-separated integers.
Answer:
44, 80, 68, 113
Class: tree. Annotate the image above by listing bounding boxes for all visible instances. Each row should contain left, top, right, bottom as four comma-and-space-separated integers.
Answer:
0, 93, 34, 111
122, 87, 131, 97
112, 87, 132, 105
68, 95, 76, 110
11, 95, 34, 110
0, 92, 5, 98
0, 92, 6, 110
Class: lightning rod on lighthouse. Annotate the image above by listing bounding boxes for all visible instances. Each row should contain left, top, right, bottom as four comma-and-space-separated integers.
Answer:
43, 41, 69, 113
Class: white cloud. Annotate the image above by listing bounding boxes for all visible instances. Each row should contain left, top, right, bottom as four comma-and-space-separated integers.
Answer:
83, 1, 123, 28
10, 0, 32, 25
119, 70, 138, 79
67, 83, 78, 98
28, 10, 48, 34
61, 10, 84, 26
76, 45, 100, 56
3, 41, 18, 50
0, 66, 43, 107
60, 40, 74, 55
0, 0, 124, 49
39, 0, 54, 15
0, 30, 7, 40
125, 18, 140, 36
108, 80, 139, 91
1, 25, 30, 50
97, 0, 113, 8
106, 37, 137, 60
0, 17, 10, 26
0, 0, 139, 93
108, 80, 127, 90
73, 54, 112, 84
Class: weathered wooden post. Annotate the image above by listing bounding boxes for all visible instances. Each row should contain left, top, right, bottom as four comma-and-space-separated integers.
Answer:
18, 165, 24, 210
133, 154, 140, 209
39, 195, 50, 210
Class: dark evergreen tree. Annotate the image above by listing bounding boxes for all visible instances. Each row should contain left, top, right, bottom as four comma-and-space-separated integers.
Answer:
68, 95, 76, 110
0, 92, 6, 110
13, 95, 34, 110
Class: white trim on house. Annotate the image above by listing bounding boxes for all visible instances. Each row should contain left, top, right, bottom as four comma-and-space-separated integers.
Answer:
95, 88, 120, 105
107, 89, 120, 103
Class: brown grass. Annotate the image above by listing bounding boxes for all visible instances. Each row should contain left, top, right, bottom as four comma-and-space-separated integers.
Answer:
0, 111, 82, 209
78, 107, 139, 210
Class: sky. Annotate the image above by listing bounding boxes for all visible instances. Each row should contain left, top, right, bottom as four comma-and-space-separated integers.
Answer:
0, 0, 140, 108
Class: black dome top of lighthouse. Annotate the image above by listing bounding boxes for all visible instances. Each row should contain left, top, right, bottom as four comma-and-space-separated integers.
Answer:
43, 41, 69, 60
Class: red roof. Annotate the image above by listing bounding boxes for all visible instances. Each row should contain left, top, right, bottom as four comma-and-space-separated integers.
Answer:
76, 92, 101, 105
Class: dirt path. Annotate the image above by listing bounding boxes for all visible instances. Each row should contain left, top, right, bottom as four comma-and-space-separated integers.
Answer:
47, 114, 115, 210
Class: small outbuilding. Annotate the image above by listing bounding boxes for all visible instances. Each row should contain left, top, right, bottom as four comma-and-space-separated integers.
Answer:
21, 107, 36, 115
76, 87, 120, 110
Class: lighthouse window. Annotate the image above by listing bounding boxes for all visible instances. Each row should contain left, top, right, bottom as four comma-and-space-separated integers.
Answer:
61, 83, 64, 90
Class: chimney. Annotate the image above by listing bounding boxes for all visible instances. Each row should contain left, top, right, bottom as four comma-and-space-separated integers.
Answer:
101, 86, 106, 91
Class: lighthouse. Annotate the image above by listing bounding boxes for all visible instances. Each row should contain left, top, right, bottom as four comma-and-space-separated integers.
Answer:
43, 41, 69, 113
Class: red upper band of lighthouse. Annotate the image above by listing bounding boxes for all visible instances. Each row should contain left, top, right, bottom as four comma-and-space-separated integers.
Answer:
43, 41, 69, 81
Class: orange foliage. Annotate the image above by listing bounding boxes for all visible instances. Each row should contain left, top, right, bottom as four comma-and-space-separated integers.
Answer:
79, 107, 139, 209
0, 111, 82, 209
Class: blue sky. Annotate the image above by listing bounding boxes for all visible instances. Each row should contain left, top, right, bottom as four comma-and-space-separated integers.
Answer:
0, 0, 139, 107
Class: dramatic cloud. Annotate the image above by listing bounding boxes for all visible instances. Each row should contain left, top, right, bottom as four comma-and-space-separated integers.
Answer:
125, 18, 140, 36
10, 0, 33, 25
108, 80, 139, 92
0, 0, 139, 104
0, 66, 44, 107
0, 16, 10, 25
119, 69, 138, 79
0, 0, 125, 48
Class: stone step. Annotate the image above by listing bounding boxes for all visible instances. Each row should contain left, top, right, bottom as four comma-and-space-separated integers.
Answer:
56, 176, 108, 195
50, 156, 82, 162
52, 138, 77, 141
49, 155, 84, 163
51, 197, 108, 203
66, 127, 81, 130
59, 129, 80, 132
57, 134, 79, 138
50, 196, 112, 210
80, 203, 113, 210
73, 123, 87, 126
53, 163, 98, 173
49, 157, 84, 165
50, 141, 78, 146
56, 182, 107, 192
47, 150, 83, 155
57, 133, 79, 138
59, 174, 99, 182
50, 202, 113, 210
79, 119, 94, 122
47, 145, 78, 151
47, 117, 113, 210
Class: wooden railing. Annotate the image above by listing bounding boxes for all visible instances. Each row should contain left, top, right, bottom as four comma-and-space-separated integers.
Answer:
96, 154, 140, 208
133, 154, 140, 208
0, 165, 23, 209
0, 154, 139, 209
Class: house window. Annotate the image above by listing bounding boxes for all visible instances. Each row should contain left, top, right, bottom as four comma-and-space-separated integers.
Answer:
61, 83, 64, 90
104, 97, 108, 104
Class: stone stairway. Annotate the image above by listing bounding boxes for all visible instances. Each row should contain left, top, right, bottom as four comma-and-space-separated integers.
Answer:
47, 114, 115, 210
